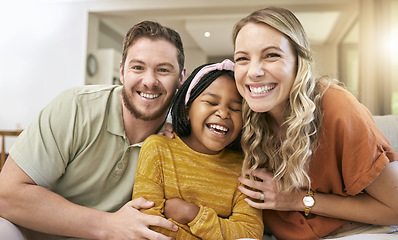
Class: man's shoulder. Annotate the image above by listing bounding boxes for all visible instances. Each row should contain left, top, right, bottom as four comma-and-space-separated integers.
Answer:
64, 85, 121, 99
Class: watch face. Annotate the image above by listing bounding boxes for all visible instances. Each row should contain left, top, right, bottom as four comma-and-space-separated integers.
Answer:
303, 196, 315, 207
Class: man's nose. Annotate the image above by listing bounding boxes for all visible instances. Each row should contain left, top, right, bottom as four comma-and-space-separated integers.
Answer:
141, 71, 159, 87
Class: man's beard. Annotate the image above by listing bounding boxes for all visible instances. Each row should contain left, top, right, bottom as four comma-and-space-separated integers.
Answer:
122, 85, 172, 121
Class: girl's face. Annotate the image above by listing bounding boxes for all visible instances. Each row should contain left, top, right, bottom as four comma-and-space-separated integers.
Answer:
183, 75, 243, 155
234, 22, 297, 125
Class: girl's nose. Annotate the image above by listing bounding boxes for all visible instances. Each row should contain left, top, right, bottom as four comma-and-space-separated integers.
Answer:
215, 107, 230, 119
248, 62, 264, 80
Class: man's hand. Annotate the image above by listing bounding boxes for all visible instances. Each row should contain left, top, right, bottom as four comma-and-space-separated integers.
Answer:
164, 198, 199, 224
102, 197, 178, 240
158, 123, 174, 139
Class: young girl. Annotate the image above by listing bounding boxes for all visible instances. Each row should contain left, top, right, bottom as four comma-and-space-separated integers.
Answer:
234, 7, 398, 240
132, 59, 263, 240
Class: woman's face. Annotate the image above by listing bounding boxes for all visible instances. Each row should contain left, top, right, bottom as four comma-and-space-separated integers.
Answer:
234, 22, 297, 124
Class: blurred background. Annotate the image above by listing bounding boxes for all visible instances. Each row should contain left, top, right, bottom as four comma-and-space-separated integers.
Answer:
0, 0, 397, 152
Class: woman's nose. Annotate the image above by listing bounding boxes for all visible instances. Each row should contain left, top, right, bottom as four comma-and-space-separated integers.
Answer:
248, 62, 264, 80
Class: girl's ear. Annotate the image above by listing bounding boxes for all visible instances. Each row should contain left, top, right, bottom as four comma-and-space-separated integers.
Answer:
185, 106, 190, 121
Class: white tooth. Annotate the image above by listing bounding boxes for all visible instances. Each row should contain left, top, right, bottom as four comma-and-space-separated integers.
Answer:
140, 93, 159, 99
250, 85, 275, 94
210, 124, 227, 132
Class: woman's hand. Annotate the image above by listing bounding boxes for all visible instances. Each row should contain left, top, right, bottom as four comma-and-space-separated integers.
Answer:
238, 168, 305, 212
164, 198, 200, 224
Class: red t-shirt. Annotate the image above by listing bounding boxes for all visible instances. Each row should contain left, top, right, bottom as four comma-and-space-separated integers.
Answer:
263, 84, 398, 240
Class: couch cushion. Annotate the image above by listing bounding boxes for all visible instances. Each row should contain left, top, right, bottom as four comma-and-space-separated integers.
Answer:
373, 115, 398, 153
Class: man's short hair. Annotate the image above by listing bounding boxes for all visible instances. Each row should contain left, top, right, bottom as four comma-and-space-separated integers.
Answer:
121, 20, 185, 75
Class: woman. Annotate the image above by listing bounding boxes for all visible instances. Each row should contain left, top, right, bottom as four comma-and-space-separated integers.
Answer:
233, 6, 398, 240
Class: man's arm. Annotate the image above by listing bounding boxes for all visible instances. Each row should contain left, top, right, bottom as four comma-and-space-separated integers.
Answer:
0, 157, 177, 240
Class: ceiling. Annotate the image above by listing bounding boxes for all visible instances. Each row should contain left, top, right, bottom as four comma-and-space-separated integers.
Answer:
95, 0, 359, 57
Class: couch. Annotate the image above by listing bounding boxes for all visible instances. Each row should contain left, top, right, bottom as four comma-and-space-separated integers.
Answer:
373, 115, 398, 152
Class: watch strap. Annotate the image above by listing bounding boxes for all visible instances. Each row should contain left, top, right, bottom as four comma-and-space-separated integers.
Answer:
304, 189, 314, 216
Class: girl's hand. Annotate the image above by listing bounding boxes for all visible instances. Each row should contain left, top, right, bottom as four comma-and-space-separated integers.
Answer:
164, 198, 200, 224
238, 168, 305, 212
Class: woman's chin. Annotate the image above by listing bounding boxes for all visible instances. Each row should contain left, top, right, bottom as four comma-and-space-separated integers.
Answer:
247, 102, 269, 113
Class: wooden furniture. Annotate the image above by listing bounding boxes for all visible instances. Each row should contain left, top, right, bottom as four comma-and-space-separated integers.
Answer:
0, 130, 23, 171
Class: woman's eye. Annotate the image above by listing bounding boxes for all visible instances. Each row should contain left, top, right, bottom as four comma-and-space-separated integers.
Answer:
267, 53, 280, 58
234, 57, 248, 62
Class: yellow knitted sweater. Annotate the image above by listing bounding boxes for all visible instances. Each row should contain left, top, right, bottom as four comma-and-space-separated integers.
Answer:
132, 134, 263, 240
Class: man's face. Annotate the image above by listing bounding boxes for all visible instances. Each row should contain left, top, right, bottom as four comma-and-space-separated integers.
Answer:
120, 38, 181, 121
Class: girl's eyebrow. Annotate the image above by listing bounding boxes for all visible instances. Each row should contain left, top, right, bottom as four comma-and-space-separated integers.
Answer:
202, 92, 220, 99
202, 92, 242, 104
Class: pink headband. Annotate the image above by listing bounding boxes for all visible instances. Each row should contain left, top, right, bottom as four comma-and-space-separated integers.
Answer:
185, 59, 235, 105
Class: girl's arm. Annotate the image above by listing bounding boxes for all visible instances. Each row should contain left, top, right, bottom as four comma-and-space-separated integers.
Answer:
239, 162, 398, 225
132, 139, 178, 237
164, 198, 199, 224
164, 189, 264, 240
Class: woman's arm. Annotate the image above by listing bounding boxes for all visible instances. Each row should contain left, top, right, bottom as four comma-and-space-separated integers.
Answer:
313, 161, 398, 225
239, 162, 398, 225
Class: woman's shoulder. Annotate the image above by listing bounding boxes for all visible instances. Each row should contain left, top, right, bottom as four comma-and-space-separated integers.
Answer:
317, 80, 374, 130
319, 81, 368, 116
320, 82, 355, 107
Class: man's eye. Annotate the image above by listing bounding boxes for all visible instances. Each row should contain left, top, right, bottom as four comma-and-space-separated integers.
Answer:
132, 66, 143, 70
158, 68, 169, 73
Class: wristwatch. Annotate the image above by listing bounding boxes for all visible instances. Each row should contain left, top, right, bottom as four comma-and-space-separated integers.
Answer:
303, 189, 315, 216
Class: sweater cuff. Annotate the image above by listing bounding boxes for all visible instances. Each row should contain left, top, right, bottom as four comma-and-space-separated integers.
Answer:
188, 204, 207, 229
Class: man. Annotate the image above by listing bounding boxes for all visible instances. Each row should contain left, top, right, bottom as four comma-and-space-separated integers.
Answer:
0, 20, 185, 240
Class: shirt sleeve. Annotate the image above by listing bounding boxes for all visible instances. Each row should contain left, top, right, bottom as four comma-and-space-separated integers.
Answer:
188, 184, 264, 240
320, 86, 394, 195
10, 88, 78, 187
132, 138, 177, 236
132, 137, 166, 214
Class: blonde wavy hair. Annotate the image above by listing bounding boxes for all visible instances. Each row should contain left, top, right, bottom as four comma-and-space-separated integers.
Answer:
233, 7, 332, 192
